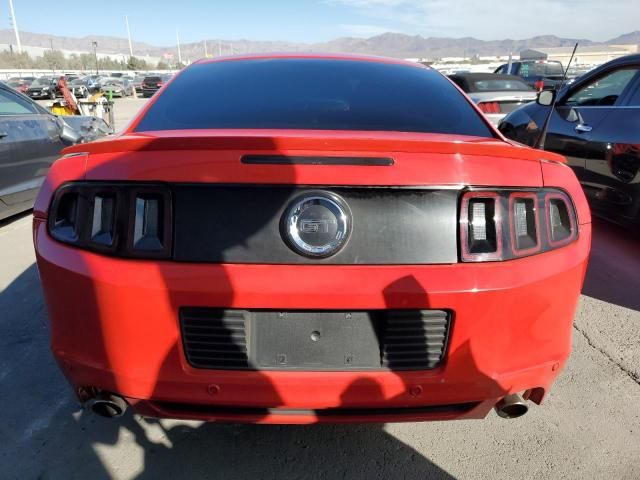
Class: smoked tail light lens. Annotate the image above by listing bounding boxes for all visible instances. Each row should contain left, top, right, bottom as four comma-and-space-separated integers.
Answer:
48, 183, 172, 259
460, 189, 577, 262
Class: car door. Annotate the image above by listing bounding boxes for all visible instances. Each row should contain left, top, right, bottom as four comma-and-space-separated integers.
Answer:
539, 67, 639, 211
0, 86, 65, 219
579, 70, 640, 223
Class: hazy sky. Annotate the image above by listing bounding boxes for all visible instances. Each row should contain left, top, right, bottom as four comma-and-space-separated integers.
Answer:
4, 0, 638, 45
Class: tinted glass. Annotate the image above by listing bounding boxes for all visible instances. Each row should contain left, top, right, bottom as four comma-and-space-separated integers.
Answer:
144, 76, 162, 83
472, 79, 532, 91
0, 89, 38, 115
31, 77, 53, 87
566, 68, 639, 107
518, 62, 563, 78
135, 59, 493, 137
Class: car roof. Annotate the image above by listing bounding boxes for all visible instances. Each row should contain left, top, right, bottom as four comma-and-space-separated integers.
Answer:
195, 52, 430, 70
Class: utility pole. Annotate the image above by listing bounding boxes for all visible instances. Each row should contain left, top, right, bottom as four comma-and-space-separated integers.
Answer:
176, 29, 182, 66
125, 15, 133, 58
92, 41, 99, 75
8, 0, 22, 54
49, 39, 54, 52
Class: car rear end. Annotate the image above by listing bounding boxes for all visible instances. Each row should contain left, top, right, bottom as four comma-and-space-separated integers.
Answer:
141, 76, 164, 97
34, 56, 591, 424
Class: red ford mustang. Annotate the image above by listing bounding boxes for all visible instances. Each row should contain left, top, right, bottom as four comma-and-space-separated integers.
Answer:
34, 53, 591, 424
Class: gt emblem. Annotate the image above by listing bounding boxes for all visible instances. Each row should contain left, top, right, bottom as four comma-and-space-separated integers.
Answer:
281, 191, 352, 258
300, 218, 336, 234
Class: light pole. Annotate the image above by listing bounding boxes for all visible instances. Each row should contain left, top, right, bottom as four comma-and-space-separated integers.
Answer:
125, 15, 133, 58
176, 29, 182, 67
8, 0, 22, 54
92, 41, 99, 75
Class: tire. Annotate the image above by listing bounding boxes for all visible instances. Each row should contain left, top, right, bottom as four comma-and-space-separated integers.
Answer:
49, 90, 56, 100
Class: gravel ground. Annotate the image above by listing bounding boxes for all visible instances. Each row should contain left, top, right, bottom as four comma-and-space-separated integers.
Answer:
0, 99, 638, 479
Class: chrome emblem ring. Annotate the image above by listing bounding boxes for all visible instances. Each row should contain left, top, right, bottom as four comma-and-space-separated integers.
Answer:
282, 192, 351, 258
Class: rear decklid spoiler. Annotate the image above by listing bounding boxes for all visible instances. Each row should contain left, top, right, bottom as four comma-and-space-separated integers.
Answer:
62, 130, 564, 187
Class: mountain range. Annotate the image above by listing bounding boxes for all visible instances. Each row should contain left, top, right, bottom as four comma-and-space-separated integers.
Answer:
1, 29, 638, 60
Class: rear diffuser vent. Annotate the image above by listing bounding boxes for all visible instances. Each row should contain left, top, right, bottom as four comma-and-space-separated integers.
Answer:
381, 310, 450, 370
180, 309, 249, 369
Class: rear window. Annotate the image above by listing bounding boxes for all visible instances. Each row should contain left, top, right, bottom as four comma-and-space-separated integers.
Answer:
519, 62, 563, 78
472, 79, 532, 91
134, 58, 494, 137
144, 76, 162, 83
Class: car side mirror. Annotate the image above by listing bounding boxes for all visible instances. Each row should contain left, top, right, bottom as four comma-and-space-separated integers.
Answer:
537, 90, 555, 106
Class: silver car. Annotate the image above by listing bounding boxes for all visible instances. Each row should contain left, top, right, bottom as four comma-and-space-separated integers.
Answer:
101, 78, 133, 98
448, 73, 537, 126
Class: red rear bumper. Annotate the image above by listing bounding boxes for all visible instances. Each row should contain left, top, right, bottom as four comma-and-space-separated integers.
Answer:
34, 219, 591, 424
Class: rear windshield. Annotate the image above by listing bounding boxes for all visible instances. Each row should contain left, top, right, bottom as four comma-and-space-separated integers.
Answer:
144, 77, 162, 83
472, 79, 532, 91
134, 58, 494, 137
519, 62, 564, 78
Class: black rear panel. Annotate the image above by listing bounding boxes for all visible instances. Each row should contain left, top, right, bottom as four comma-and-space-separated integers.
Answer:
172, 185, 458, 264
180, 308, 452, 371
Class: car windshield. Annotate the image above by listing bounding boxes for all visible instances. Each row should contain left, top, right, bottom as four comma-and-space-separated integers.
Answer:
71, 79, 86, 85
472, 79, 532, 91
104, 79, 123, 86
31, 78, 52, 87
135, 58, 494, 137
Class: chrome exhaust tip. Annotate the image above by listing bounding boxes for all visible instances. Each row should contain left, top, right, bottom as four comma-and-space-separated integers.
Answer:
495, 393, 529, 419
86, 392, 127, 418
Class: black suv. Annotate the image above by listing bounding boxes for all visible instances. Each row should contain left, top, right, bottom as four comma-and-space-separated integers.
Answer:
142, 75, 170, 98
494, 60, 564, 91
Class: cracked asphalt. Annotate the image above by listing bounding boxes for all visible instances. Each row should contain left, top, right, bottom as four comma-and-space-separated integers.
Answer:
1, 98, 639, 479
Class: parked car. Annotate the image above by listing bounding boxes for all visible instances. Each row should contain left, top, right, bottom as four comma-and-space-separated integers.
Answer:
26, 76, 59, 99
448, 73, 537, 125
499, 54, 640, 229
101, 78, 134, 97
132, 75, 145, 95
6, 77, 33, 94
494, 60, 564, 91
85, 75, 104, 93
0, 82, 111, 221
69, 77, 90, 99
141, 75, 169, 97
34, 54, 590, 423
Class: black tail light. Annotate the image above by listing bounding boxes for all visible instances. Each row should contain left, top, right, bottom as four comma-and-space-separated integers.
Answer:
460, 189, 577, 262
48, 183, 172, 259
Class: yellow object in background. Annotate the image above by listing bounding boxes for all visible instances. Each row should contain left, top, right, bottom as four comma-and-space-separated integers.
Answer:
50, 104, 76, 116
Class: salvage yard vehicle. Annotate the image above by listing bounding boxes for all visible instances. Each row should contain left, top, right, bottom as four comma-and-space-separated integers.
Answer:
26, 76, 59, 99
448, 73, 537, 125
499, 54, 640, 229
34, 53, 591, 423
0, 82, 110, 221
141, 75, 169, 97
101, 78, 133, 97
494, 60, 564, 91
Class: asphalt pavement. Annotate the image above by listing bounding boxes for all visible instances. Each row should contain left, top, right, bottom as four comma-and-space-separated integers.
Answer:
0, 99, 639, 479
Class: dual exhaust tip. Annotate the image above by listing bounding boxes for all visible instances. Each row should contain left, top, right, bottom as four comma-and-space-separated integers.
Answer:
84, 390, 529, 420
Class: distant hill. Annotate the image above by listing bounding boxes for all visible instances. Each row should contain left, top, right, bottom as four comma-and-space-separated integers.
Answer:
0, 29, 638, 60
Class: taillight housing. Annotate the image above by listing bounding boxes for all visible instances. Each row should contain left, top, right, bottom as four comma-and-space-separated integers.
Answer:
48, 182, 172, 259
478, 102, 501, 114
460, 188, 577, 262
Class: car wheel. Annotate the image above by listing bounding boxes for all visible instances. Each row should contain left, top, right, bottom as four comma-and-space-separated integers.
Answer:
49, 90, 56, 100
